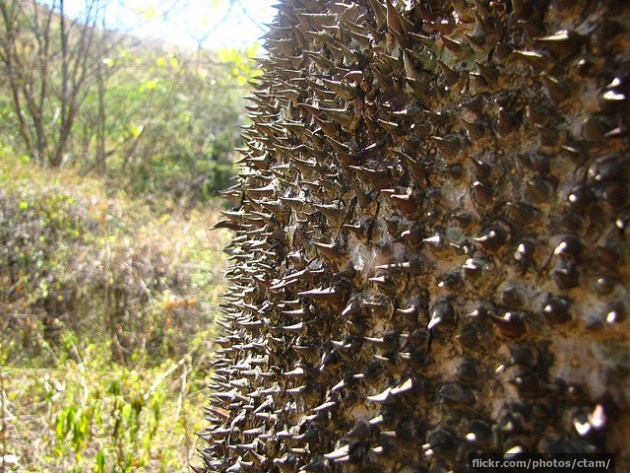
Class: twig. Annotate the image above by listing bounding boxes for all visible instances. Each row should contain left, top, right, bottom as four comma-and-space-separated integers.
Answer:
174, 362, 188, 421
1, 346, 8, 473
235, 0, 266, 32
142, 354, 190, 404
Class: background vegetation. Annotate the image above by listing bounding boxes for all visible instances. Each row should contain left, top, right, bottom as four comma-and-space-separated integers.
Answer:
0, 0, 257, 471
0, 0, 257, 204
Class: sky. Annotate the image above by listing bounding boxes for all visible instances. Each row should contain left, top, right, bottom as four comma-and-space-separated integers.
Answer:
52, 0, 278, 51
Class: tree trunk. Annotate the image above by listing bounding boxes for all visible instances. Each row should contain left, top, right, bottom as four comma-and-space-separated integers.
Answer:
201, 1, 630, 472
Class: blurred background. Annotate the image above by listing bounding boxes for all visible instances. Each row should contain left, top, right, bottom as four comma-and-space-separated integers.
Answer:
0, 1, 274, 471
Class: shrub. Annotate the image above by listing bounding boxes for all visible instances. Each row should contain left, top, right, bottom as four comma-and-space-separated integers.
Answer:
0, 150, 229, 367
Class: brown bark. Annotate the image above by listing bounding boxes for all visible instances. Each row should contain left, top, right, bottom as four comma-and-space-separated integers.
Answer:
201, 1, 630, 472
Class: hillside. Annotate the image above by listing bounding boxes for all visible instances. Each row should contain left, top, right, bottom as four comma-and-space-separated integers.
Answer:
0, 142, 229, 471
0, 0, 256, 205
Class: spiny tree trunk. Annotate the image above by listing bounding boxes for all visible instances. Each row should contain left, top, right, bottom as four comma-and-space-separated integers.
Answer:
201, 1, 629, 472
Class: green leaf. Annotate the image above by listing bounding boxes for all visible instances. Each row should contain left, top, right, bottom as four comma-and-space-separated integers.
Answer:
142, 6, 157, 19
96, 450, 105, 473
131, 124, 143, 138
56, 414, 65, 440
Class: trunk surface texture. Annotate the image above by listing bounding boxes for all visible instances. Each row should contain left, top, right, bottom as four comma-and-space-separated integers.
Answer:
201, 1, 629, 472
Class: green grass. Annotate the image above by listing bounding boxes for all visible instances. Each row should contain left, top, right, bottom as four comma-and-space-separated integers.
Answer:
2, 345, 209, 472
0, 147, 231, 471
